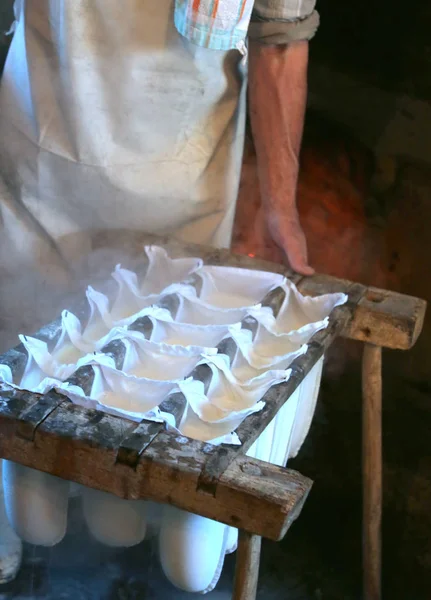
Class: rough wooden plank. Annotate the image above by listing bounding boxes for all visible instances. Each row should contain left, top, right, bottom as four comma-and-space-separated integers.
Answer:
158, 392, 187, 426
116, 394, 188, 469
66, 365, 95, 396
0, 233, 424, 544
0, 346, 28, 383
0, 384, 41, 422
137, 432, 312, 541
101, 339, 127, 369
0, 285, 290, 472
260, 285, 286, 316
29, 318, 63, 346
232, 532, 262, 600
350, 288, 426, 351
297, 276, 426, 350
362, 344, 382, 600
0, 387, 312, 540
116, 420, 165, 468
16, 390, 66, 441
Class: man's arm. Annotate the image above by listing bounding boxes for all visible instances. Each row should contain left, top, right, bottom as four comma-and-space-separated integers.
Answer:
248, 40, 312, 275
247, 1, 319, 274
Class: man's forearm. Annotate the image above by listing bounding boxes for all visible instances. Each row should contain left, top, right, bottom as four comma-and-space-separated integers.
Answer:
248, 40, 309, 211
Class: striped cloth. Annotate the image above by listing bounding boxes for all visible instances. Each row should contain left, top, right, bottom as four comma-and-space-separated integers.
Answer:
174, 0, 254, 51
174, 0, 318, 50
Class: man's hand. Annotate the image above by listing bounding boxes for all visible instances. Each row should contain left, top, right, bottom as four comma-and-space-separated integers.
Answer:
248, 40, 314, 275
266, 206, 314, 275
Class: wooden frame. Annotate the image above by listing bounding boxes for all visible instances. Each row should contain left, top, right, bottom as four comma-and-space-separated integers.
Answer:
0, 234, 426, 599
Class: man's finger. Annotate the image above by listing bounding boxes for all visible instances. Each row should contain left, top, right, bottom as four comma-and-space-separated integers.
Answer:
280, 231, 315, 276
284, 247, 315, 275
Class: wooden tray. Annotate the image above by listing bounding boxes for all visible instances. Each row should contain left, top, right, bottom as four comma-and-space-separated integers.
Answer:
0, 234, 426, 543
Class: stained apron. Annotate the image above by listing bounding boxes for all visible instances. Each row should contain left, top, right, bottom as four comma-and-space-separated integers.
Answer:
0, 0, 246, 349
0, 4, 248, 592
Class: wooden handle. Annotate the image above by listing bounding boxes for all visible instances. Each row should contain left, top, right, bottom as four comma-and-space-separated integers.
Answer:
233, 532, 262, 600
362, 344, 382, 600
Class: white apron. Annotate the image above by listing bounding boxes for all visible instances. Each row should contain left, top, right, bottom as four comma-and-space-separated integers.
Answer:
0, 0, 246, 349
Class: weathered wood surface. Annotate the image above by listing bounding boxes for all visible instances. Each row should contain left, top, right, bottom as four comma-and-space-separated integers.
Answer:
297, 276, 426, 351
362, 344, 382, 600
0, 232, 425, 545
91, 231, 426, 350
0, 282, 317, 487
7, 282, 358, 498
0, 383, 312, 541
232, 532, 262, 600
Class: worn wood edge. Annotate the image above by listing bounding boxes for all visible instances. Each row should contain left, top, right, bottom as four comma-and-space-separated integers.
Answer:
16, 391, 67, 441
0, 386, 312, 540
297, 275, 427, 350
115, 420, 165, 468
